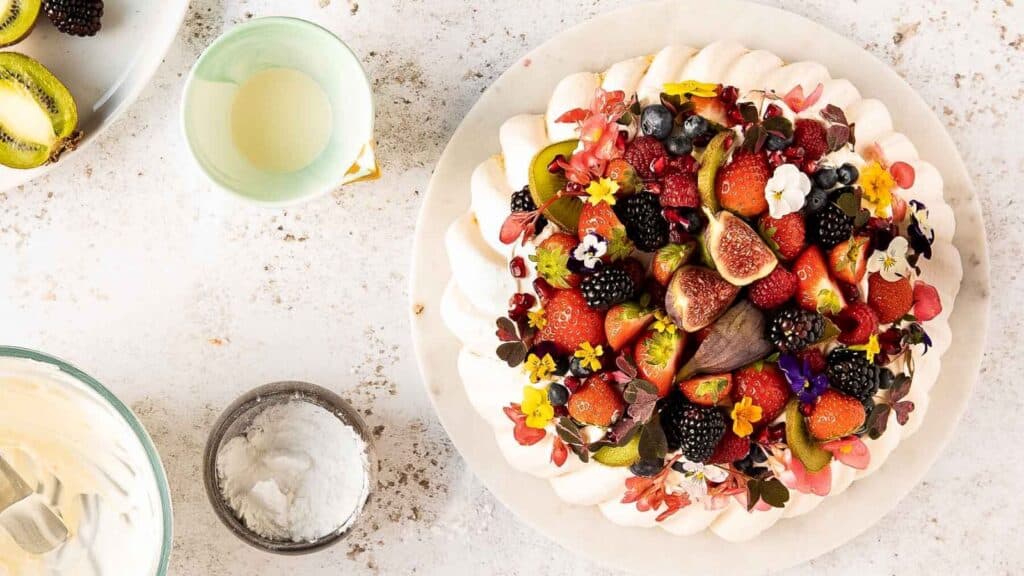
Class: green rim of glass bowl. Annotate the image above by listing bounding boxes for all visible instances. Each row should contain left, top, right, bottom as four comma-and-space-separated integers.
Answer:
0, 346, 173, 575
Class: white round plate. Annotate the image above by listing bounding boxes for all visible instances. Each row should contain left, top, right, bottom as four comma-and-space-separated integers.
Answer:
0, 0, 189, 190
409, 1, 990, 573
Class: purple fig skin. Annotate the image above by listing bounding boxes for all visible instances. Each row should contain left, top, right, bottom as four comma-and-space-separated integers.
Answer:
705, 211, 778, 286
676, 300, 772, 380
665, 265, 740, 333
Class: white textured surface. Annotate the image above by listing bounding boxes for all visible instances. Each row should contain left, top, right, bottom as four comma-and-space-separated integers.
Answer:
0, 0, 1017, 574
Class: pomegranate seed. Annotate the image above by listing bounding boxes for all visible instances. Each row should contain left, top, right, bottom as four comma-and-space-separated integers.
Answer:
563, 376, 582, 394
784, 146, 806, 161
802, 159, 818, 174
764, 104, 784, 119
509, 256, 527, 279
554, 405, 569, 417
508, 293, 536, 320
668, 155, 697, 174
565, 181, 584, 194
721, 85, 739, 104
767, 151, 786, 168
645, 181, 663, 195
547, 155, 566, 174
616, 131, 628, 150
651, 156, 668, 176
532, 278, 557, 303
726, 107, 745, 125
799, 403, 814, 417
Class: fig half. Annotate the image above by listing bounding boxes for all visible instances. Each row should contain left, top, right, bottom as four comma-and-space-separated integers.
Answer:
0, 52, 80, 169
0, 0, 41, 47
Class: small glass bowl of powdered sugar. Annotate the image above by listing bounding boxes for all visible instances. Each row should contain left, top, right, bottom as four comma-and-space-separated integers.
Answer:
203, 381, 377, 554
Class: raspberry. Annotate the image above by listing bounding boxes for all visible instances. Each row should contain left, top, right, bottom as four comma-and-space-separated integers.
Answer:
659, 172, 700, 208
794, 119, 829, 162
749, 267, 798, 310
623, 136, 667, 179
835, 302, 879, 345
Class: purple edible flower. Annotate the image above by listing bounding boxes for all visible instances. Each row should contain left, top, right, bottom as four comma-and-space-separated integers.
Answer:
778, 353, 829, 404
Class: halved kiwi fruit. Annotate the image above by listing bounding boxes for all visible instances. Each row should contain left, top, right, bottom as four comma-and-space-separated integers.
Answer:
784, 400, 833, 472
0, 52, 79, 169
593, 432, 641, 467
528, 139, 583, 233
0, 0, 41, 47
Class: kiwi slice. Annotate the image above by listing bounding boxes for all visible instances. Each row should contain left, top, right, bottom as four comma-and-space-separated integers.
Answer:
784, 400, 832, 472
697, 131, 732, 212
528, 139, 583, 233
593, 432, 641, 467
0, 52, 79, 169
0, 0, 41, 48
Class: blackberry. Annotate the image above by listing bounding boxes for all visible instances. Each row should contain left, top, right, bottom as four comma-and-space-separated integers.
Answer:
510, 186, 547, 231
809, 202, 853, 249
579, 266, 635, 310
614, 192, 669, 252
660, 395, 727, 463
826, 347, 880, 404
767, 308, 825, 352
44, 0, 103, 37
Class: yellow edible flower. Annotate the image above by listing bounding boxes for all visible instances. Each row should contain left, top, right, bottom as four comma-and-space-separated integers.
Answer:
574, 342, 604, 372
731, 396, 764, 438
521, 386, 554, 429
859, 162, 895, 217
850, 334, 881, 363
663, 80, 720, 99
652, 309, 677, 335
586, 178, 620, 206
527, 308, 547, 330
523, 353, 556, 384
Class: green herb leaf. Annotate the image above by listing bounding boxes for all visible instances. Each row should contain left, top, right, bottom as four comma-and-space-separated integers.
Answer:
638, 420, 668, 461
556, 417, 586, 447
623, 379, 659, 404
746, 479, 762, 511
759, 478, 790, 508
836, 193, 860, 218
762, 116, 793, 138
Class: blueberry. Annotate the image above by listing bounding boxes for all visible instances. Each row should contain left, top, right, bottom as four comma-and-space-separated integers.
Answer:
665, 133, 693, 156
878, 368, 895, 390
671, 460, 688, 474
813, 167, 839, 189
765, 133, 792, 152
805, 188, 829, 214
837, 163, 859, 185
569, 356, 594, 378
674, 209, 704, 235
749, 445, 767, 464
630, 458, 665, 478
547, 383, 570, 406
640, 105, 674, 140
682, 115, 709, 139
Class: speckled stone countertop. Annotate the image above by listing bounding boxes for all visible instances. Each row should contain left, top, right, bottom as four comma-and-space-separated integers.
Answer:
0, 0, 1018, 574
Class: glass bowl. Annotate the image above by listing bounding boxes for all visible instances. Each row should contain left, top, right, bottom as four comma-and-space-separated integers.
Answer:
0, 346, 173, 575
202, 381, 377, 555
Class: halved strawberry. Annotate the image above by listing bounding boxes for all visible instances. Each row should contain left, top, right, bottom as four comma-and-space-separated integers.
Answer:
568, 373, 625, 427
604, 302, 655, 351
828, 235, 870, 285
606, 158, 639, 194
634, 329, 686, 397
679, 373, 733, 406
690, 96, 732, 127
715, 151, 770, 218
651, 242, 698, 286
538, 289, 606, 354
793, 246, 847, 315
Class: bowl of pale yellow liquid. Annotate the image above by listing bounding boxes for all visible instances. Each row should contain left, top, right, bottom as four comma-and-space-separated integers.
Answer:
182, 17, 377, 205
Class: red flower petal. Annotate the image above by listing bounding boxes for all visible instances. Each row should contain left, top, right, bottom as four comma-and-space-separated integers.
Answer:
890, 161, 916, 189
556, 108, 589, 124
551, 436, 568, 467
499, 212, 535, 245
783, 83, 824, 113
913, 281, 942, 321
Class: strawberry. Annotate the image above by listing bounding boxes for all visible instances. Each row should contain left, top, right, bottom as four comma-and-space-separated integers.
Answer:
538, 289, 606, 354
828, 235, 870, 285
708, 430, 751, 464
651, 242, 697, 286
759, 212, 806, 261
634, 329, 686, 397
679, 373, 733, 406
623, 136, 666, 179
606, 158, 639, 193
568, 373, 625, 427
715, 151, 770, 218
807, 390, 866, 440
867, 273, 913, 324
577, 202, 624, 241
604, 302, 655, 351
690, 96, 732, 127
793, 246, 847, 315
748, 266, 798, 310
793, 119, 828, 162
659, 172, 700, 208
534, 233, 581, 289
835, 302, 879, 345
732, 363, 790, 423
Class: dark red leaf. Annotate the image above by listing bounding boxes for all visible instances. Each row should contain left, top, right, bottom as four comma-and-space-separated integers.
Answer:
893, 400, 915, 425
496, 317, 518, 342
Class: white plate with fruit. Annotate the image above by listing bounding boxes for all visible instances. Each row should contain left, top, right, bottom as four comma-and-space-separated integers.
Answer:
411, 0, 990, 574
0, 0, 188, 188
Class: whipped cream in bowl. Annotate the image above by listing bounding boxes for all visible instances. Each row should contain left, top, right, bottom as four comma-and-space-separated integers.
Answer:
0, 347, 172, 576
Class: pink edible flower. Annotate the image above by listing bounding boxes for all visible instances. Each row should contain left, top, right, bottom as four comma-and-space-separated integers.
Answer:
782, 83, 824, 113
777, 450, 832, 496
821, 436, 871, 470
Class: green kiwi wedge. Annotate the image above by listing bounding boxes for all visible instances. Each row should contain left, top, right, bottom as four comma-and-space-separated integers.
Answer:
697, 131, 732, 212
0, 52, 80, 169
593, 433, 641, 467
0, 0, 41, 48
784, 400, 832, 472
528, 139, 583, 233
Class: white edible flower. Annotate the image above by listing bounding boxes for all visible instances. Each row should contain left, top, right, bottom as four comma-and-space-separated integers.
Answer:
572, 233, 607, 269
866, 236, 911, 281
670, 458, 730, 501
764, 164, 812, 219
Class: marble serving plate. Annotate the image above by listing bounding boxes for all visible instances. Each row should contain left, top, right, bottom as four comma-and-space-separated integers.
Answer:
409, 1, 990, 573
0, 0, 189, 191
